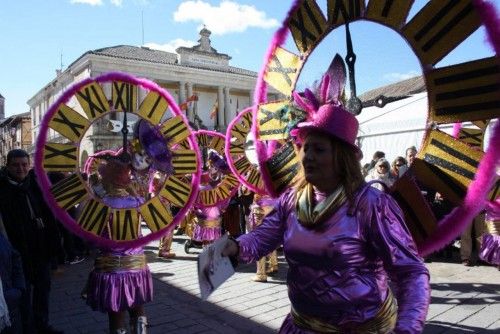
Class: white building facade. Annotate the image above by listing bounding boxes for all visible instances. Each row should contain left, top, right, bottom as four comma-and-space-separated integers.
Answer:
28, 28, 278, 157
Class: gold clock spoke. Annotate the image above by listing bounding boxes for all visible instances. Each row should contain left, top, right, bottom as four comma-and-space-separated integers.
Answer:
366, 0, 413, 29
257, 101, 290, 140
50, 173, 89, 210
246, 168, 263, 188
229, 139, 245, 156
415, 129, 484, 205
391, 175, 437, 244
137, 91, 169, 124
327, 0, 365, 26
264, 142, 300, 195
230, 122, 249, 144
111, 209, 140, 241
140, 197, 173, 233
208, 135, 225, 152
458, 127, 486, 150
43, 143, 78, 171
49, 104, 90, 142
160, 115, 190, 146
239, 109, 253, 129
427, 56, 500, 123
171, 149, 198, 175
78, 199, 110, 236
112, 81, 138, 113
76, 82, 109, 121
403, 0, 481, 66
160, 175, 192, 207
233, 156, 252, 175
264, 47, 303, 97
198, 174, 240, 207
289, 0, 327, 54
197, 133, 210, 148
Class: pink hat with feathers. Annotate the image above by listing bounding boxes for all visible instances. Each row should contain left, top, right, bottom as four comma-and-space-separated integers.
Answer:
291, 54, 362, 158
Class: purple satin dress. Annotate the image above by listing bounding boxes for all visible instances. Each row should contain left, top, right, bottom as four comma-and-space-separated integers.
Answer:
237, 185, 430, 333
479, 201, 500, 265
86, 195, 153, 313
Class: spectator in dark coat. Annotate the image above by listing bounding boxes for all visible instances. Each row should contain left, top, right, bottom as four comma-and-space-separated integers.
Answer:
0, 230, 25, 334
0, 149, 63, 334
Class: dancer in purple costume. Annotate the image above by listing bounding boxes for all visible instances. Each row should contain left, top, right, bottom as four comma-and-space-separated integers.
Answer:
248, 194, 279, 282
85, 159, 152, 334
479, 198, 500, 270
191, 152, 231, 246
223, 63, 430, 333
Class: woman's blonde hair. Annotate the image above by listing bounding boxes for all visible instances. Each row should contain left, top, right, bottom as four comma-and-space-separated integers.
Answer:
330, 137, 365, 204
294, 133, 365, 205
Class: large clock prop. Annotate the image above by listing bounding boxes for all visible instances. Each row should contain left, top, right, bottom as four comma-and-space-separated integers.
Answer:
225, 107, 267, 195
34, 72, 201, 249
185, 130, 240, 207
252, 0, 499, 256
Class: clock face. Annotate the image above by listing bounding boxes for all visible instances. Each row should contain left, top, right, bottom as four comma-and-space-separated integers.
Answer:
34, 72, 201, 249
252, 0, 499, 255
225, 107, 267, 195
181, 129, 239, 207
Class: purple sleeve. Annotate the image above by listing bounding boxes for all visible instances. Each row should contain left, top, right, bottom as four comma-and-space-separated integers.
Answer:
367, 192, 430, 334
236, 192, 290, 263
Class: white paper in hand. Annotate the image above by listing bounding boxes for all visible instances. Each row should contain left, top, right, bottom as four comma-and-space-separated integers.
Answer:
198, 234, 235, 300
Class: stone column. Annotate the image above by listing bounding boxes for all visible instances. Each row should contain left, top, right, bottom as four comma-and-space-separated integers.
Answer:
217, 86, 224, 130
186, 82, 193, 121
249, 89, 254, 105
179, 81, 186, 106
223, 87, 230, 127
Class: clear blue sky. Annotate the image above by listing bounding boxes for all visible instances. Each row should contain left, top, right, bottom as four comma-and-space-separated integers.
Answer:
0, 0, 498, 117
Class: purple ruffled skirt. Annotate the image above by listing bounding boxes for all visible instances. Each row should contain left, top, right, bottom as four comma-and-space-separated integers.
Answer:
480, 234, 500, 265
86, 266, 153, 312
192, 224, 221, 242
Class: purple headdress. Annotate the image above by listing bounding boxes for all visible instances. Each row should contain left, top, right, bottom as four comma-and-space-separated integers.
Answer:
134, 119, 173, 174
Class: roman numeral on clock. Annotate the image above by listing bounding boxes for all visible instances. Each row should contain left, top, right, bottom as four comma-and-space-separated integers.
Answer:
78, 199, 109, 236
50, 173, 89, 210
112, 81, 137, 112
43, 143, 78, 171
111, 209, 139, 241
76, 82, 109, 120
137, 91, 169, 125
49, 104, 90, 142
403, 0, 481, 66
427, 56, 500, 123
289, 0, 327, 54
139, 197, 173, 232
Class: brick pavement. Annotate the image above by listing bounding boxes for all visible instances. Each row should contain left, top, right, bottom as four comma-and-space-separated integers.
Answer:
48, 235, 500, 333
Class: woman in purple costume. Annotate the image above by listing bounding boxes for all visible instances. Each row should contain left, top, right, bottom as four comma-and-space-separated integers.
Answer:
223, 67, 430, 333
86, 159, 153, 334
192, 152, 231, 246
479, 198, 500, 270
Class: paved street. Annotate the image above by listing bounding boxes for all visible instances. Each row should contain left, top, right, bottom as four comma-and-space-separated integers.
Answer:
49, 235, 500, 333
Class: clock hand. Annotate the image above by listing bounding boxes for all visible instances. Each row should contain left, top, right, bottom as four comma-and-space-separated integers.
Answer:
344, 22, 362, 115
120, 110, 131, 163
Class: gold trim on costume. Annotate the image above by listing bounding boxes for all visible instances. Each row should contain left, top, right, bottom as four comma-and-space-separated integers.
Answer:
485, 219, 500, 235
94, 254, 147, 273
295, 183, 347, 227
195, 217, 221, 228
291, 290, 397, 333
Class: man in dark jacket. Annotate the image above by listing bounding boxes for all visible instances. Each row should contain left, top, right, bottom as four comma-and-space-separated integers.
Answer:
0, 231, 25, 334
0, 149, 62, 334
